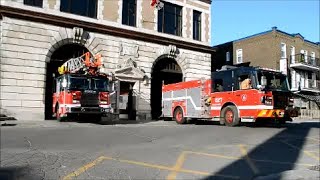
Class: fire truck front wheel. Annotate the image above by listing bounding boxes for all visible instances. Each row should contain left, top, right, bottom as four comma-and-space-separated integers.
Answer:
173, 107, 186, 124
221, 105, 240, 127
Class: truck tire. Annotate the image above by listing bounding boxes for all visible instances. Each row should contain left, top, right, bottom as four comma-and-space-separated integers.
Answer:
221, 105, 240, 127
173, 107, 186, 124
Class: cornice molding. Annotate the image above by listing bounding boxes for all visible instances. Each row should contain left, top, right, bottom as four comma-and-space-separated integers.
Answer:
199, 0, 212, 4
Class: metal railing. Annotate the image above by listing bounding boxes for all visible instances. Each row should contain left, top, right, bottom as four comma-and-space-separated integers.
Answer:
298, 109, 320, 119
290, 54, 320, 67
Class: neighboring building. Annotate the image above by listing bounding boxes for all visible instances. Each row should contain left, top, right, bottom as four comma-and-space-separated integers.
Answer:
212, 27, 320, 111
0, 0, 214, 121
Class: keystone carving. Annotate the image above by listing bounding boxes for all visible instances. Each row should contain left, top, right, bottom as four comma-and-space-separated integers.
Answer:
157, 45, 180, 58
73, 27, 90, 44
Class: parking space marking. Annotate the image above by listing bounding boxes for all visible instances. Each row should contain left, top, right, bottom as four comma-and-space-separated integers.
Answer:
238, 144, 260, 175
62, 156, 108, 180
185, 149, 313, 167
62, 155, 240, 180
281, 140, 320, 161
252, 158, 313, 166
185, 150, 240, 160
106, 155, 239, 179
166, 151, 187, 180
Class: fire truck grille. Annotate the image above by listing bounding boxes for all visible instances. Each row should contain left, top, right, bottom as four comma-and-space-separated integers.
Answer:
80, 90, 99, 107
273, 93, 288, 109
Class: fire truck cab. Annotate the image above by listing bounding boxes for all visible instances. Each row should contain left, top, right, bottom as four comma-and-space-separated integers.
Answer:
162, 65, 299, 126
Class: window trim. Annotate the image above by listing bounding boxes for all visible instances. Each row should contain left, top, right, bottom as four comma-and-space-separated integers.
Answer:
157, 1, 183, 37
280, 42, 286, 59
192, 10, 201, 41
23, 0, 43, 8
236, 49, 243, 63
60, 0, 98, 19
122, 0, 137, 27
226, 51, 230, 62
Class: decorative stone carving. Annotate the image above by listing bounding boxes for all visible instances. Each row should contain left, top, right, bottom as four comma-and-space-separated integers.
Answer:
114, 58, 146, 82
119, 43, 139, 58
157, 44, 180, 58
117, 57, 137, 69
73, 27, 90, 44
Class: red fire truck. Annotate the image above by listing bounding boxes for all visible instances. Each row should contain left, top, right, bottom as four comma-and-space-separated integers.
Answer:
162, 65, 299, 126
52, 52, 120, 123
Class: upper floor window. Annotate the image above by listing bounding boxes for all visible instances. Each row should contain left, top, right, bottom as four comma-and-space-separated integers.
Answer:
24, 0, 43, 7
280, 43, 286, 59
236, 49, 243, 63
122, 0, 137, 27
60, 0, 98, 18
290, 46, 295, 63
158, 2, 182, 37
226, 51, 230, 62
193, 10, 201, 41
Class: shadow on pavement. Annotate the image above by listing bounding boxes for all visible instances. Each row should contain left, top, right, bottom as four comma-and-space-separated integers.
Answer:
202, 122, 320, 180
0, 166, 42, 180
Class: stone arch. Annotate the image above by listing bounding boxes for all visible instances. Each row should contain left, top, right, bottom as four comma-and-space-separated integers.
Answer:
152, 45, 187, 79
150, 45, 186, 119
45, 27, 97, 62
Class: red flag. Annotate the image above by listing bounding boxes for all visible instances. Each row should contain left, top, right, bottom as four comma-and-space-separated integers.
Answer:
150, 0, 158, 7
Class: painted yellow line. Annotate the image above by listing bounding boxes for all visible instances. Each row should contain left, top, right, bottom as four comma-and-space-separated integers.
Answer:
166, 151, 187, 180
185, 151, 240, 160
305, 150, 319, 153
180, 168, 240, 179
102, 155, 240, 179
238, 144, 260, 175
62, 156, 108, 180
252, 159, 313, 167
307, 137, 320, 142
281, 140, 320, 161
112, 157, 174, 171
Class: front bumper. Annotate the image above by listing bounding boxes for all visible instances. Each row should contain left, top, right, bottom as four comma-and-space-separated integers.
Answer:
67, 107, 111, 115
257, 109, 285, 118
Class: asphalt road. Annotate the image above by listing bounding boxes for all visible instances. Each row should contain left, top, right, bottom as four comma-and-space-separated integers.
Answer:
0, 119, 319, 180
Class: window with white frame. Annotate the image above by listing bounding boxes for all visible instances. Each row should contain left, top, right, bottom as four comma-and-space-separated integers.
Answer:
311, 52, 316, 65
226, 51, 230, 62
236, 49, 242, 63
281, 43, 286, 59
290, 46, 295, 63
304, 50, 308, 62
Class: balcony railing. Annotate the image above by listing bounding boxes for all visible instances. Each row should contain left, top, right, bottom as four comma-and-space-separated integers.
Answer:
290, 54, 320, 68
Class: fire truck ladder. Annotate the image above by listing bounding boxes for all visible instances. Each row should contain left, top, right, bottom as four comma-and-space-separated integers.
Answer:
58, 52, 102, 75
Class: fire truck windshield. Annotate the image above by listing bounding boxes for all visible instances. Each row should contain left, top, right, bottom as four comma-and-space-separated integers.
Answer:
257, 71, 289, 91
68, 77, 109, 92
92, 78, 109, 92
68, 77, 89, 91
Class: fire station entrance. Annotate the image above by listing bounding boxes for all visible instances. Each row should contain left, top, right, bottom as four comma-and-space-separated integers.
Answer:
45, 44, 89, 120
151, 58, 183, 119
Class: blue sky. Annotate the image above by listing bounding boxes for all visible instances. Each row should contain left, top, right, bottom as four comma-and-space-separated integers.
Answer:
210, 0, 320, 46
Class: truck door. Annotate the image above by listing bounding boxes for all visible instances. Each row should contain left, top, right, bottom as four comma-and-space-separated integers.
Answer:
233, 70, 259, 117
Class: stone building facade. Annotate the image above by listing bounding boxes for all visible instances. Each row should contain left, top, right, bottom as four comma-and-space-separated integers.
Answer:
0, 0, 214, 121
212, 27, 320, 111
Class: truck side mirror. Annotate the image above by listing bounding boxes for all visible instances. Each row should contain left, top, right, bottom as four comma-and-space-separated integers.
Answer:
62, 78, 67, 88
261, 76, 267, 86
